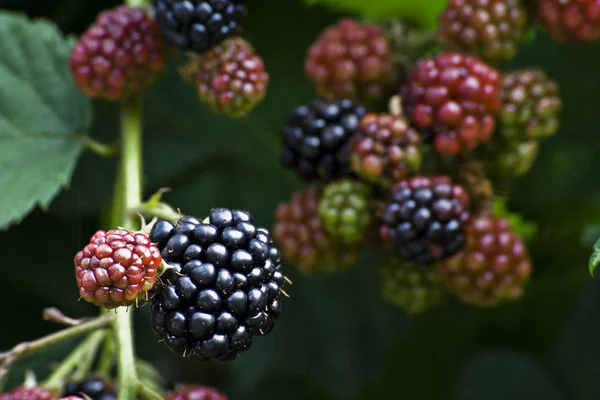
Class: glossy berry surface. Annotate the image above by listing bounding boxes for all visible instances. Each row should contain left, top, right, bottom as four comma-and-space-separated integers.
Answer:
400, 52, 502, 155
281, 98, 366, 182
0, 387, 53, 400
148, 208, 285, 362
165, 386, 227, 400
70, 6, 165, 100
62, 377, 116, 400
74, 229, 162, 308
538, 0, 600, 42
305, 19, 397, 104
318, 179, 373, 243
273, 186, 357, 274
380, 176, 470, 264
153, 0, 247, 54
437, 214, 532, 307
181, 37, 268, 118
350, 113, 422, 186
438, 0, 528, 62
380, 258, 445, 314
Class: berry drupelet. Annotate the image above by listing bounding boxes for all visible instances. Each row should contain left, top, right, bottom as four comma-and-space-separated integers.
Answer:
400, 52, 502, 155
380, 258, 445, 314
318, 179, 374, 244
438, 0, 528, 62
350, 113, 422, 186
273, 186, 357, 274
165, 386, 227, 400
62, 377, 117, 400
74, 229, 162, 309
148, 208, 285, 362
180, 37, 268, 118
537, 0, 600, 42
380, 176, 471, 265
0, 387, 53, 400
281, 98, 366, 182
152, 0, 247, 54
437, 214, 532, 307
70, 6, 165, 100
305, 19, 398, 104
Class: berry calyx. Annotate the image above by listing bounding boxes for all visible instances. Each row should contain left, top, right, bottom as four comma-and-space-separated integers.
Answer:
70, 6, 165, 100
438, 0, 529, 62
350, 113, 422, 186
281, 98, 367, 182
152, 0, 247, 54
273, 187, 357, 273
180, 37, 268, 118
305, 19, 398, 104
318, 179, 374, 243
437, 214, 532, 307
537, 0, 600, 42
148, 209, 285, 362
380, 176, 470, 264
0, 387, 53, 400
380, 258, 446, 314
165, 386, 227, 400
400, 52, 502, 155
74, 229, 162, 309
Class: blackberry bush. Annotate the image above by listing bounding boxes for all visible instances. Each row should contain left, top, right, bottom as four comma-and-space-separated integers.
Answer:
148, 209, 285, 362
281, 98, 367, 181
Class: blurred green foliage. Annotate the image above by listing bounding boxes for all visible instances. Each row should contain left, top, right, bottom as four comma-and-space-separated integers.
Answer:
1, 0, 600, 399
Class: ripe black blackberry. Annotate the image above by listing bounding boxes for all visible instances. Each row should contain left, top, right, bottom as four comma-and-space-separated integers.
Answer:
380, 176, 471, 264
152, 0, 247, 54
148, 208, 285, 362
281, 98, 367, 182
63, 377, 117, 400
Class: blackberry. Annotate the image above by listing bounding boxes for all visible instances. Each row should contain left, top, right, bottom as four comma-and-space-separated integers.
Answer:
380, 176, 471, 264
318, 179, 374, 243
273, 187, 357, 274
538, 0, 600, 42
305, 19, 398, 104
400, 52, 502, 155
380, 258, 445, 314
350, 113, 422, 186
281, 98, 366, 182
165, 386, 227, 400
180, 37, 268, 118
62, 377, 116, 400
438, 0, 528, 62
0, 387, 53, 400
74, 229, 162, 309
437, 214, 532, 307
152, 0, 247, 54
148, 208, 285, 362
70, 6, 165, 100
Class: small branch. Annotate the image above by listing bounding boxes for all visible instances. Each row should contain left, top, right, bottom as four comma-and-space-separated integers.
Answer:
43, 308, 89, 327
82, 136, 119, 157
137, 381, 165, 400
132, 203, 182, 224
0, 314, 115, 387
96, 333, 116, 376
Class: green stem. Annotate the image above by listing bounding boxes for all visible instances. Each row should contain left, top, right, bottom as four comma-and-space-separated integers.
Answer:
137, 381, 165, 400
126, 0, 147, 8
112, 94, 143, 400
43, 330, 107, 389
82, 136, 119, 157
96, 333, 116, 376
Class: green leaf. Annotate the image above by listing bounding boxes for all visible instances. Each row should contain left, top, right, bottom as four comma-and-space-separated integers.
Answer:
0, 12, 92, 230
453, 351, 564, 400
492, 198, 538, 242
304, 0, 446, 29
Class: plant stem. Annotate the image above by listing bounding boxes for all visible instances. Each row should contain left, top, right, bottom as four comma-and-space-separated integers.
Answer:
43, 330, 106, 389
137, 381, 165, 400
126, 0, 147, 8
112, 93, 143, 400
96, 333, 116, 376
82, 136, 119, 157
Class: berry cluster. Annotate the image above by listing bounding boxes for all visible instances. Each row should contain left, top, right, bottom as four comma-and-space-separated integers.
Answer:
71, 0, 266, 117
275, 0, 591, 311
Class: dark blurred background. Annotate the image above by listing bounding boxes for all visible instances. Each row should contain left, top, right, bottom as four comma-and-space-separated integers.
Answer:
1, 0, 600, 399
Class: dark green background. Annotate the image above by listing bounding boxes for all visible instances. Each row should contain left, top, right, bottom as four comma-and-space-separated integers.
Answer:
1, 0, 600, 399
